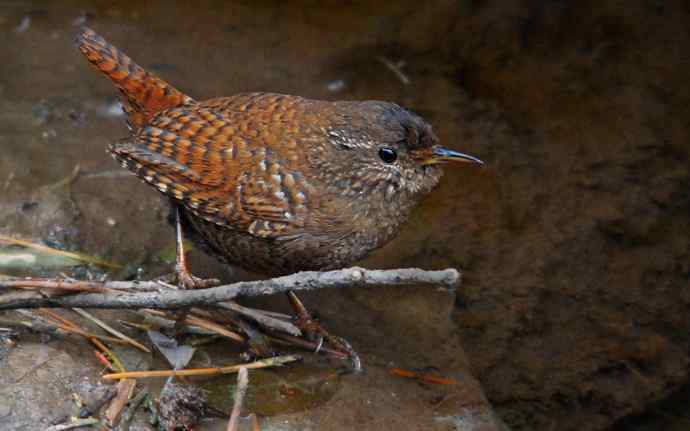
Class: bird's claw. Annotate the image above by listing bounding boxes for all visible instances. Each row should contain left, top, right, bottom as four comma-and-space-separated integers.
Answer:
175, 267, 220, 290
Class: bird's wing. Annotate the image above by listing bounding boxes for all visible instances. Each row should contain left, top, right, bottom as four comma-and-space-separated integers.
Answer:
109, 104, 313, 238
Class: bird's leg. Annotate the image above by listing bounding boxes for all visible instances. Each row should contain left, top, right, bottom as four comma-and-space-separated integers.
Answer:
286, 291, 361, 371
174, 207, 220, 290
169, 207, 221, 335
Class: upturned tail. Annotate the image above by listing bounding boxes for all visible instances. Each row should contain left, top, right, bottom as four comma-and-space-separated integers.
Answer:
76, 27, 194, 128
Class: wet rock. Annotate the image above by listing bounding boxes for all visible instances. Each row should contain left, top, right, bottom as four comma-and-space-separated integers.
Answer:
93, 98, 126, 119
435, 408, 510, 431
0, 172, 81, 247
31, 98, 86, 127
439, 1, 690, 429
0, 329, 18, 362
0, 404, 10, 421
73, 381, 116, 417
0, 343, 101, 430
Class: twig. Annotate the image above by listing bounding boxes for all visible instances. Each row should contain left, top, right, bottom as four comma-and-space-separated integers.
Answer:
268, 332, 348, 359
105, 378, 137, 427
43, 417, 99, 431
390, 367, 458, 385
102, 355, 300, 380
46, 163, 81, 190
145, 392, 159, 426
250, 413, 261, 431
35, 309, 129, 345
144, 309, 245, 343
284, 290, 361, 368
39, 309, 80, 330
38, 309, 128, 371
72, 308, 151, 353
3, 281, 112, 294
0, 318, 68, 337
177, 313, 245, 343
219, 301, 301, 336
81, 169, 132, 179
119, 389, 149, 431
0, 234, 122, 269
226, 367, 249, 431
3, 171, 15, 191
90, 337, 126, 373
0, 267, 459, 310
190, 335, 223, 347
122, 315, 217, 336
0, 278, 161, 292
94, 350, 116, 371
245, 309, 292, 320
376, 56, 411, 85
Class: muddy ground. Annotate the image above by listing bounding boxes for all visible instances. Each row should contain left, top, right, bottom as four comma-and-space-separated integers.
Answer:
0, 1, 688, 430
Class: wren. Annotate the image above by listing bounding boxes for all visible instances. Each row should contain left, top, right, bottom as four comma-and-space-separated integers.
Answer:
76, 28, 483, 277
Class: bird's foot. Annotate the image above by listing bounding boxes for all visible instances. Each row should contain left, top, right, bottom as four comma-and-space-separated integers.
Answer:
175, 265, 220, 290
287, 291, 362, 372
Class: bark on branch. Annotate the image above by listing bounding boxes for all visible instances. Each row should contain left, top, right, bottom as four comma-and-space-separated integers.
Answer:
0, 267, 459, 310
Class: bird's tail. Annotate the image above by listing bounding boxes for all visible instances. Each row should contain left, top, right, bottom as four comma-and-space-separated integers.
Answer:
76, 27, 194, 128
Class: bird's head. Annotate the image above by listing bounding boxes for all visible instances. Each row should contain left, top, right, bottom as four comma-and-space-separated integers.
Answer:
319, 101, 483, 202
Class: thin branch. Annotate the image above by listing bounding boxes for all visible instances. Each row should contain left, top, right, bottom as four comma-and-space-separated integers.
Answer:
72, 308, 151, 353
0, 318, 68, 337
119, 389, 149, 431
268, 333, 348, 359
226, 367, 249, 431
0, 267, 459, 310
4, 281, 112, 294
37, 309, 129, 371
122, 314, 217, 336
105, 378, 137, 427
376, 56, 411, 85
250, 413, 261, 431
29, 310, 130, 346
219, 301, 302, 336
0, 233, 122, 269
90, 337, 126, 373
0, 279, 163, 292
102, 355, 300, 380
43, 417, 100, 431
144, 309, 245, 343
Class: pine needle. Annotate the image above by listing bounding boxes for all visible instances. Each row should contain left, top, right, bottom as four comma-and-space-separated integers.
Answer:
103, 355, 300, 380
0, 234, 122, 269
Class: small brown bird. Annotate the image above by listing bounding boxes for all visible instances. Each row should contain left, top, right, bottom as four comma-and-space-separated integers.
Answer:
76, 28, 482, 284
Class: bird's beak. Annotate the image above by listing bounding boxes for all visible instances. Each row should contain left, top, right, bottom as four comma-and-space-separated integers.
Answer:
423, 146, 484, 166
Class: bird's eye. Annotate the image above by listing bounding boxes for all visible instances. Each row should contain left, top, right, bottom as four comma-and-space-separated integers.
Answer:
378, 147, 398, 163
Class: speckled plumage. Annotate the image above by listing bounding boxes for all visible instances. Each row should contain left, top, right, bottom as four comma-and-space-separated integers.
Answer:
77, 28, 475, 276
